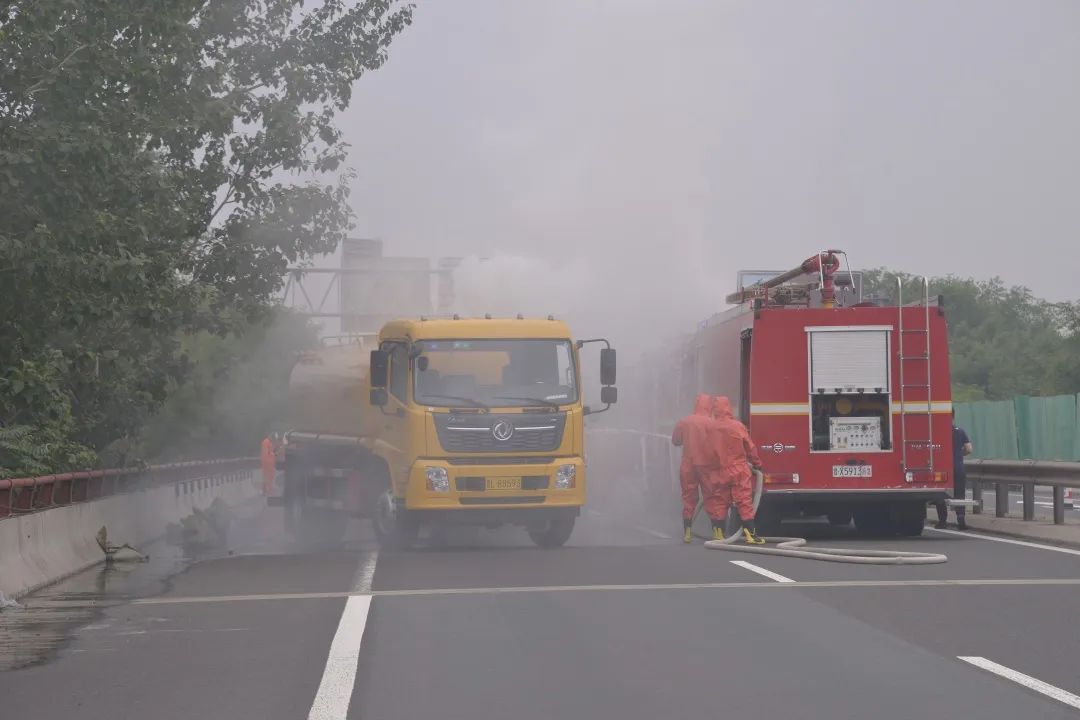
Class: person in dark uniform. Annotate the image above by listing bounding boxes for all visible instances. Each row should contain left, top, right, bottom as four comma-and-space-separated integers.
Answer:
936, 412, 973, 529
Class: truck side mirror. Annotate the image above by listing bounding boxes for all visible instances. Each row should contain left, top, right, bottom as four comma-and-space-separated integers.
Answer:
601, 385, 618, 405
370, 349, 389, 388
370, 387, 388, 407
600, 348, 617, 386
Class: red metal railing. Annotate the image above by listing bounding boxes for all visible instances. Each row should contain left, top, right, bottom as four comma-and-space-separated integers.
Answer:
0, 457, 258, 518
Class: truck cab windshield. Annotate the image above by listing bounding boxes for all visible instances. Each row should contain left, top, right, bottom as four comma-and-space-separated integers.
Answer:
413, 339, 577, 408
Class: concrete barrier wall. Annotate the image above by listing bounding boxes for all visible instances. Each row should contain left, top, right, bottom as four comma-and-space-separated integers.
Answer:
0, 469, 260, 600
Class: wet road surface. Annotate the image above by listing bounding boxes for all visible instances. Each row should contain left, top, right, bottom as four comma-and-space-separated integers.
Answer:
2, 499, 1080, 719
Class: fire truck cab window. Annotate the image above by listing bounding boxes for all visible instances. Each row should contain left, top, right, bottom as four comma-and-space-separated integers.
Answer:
808, 328, 892, 452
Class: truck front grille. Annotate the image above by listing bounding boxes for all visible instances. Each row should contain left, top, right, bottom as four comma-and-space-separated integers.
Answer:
434, 413, 566, 453
445, 456, 555, 465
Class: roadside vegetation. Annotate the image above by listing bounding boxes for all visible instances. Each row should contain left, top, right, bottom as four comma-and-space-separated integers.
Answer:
862, 270, 1080, 402
0, 0, 413, 476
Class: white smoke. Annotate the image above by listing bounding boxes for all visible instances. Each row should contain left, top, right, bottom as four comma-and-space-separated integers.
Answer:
450, 253, 595, 320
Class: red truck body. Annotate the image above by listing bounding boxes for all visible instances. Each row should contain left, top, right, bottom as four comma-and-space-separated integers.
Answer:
672, 262, 953, 535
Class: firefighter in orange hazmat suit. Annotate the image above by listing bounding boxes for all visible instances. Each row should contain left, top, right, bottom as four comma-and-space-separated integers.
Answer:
709, 396, 766, 544
672, 394, 725, 543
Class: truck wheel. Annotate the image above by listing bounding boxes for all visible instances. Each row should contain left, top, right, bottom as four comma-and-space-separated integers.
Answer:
722, 508, 741, 539
891, 503, 927, 537
528, 516, 576, 548
853, 506, 892, 537
754, 502, 782, 536
827, 511, 853, 527
373, 490, 419, 550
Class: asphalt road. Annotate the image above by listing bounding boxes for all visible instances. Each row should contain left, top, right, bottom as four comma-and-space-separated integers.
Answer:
3, 500, 1080, 719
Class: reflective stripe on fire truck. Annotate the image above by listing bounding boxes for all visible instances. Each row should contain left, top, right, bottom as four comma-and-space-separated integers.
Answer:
891, 401, 953, 414
750, 401, 952, 416
750, 403, 811, 415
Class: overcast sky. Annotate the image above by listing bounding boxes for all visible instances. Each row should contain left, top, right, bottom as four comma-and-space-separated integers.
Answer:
333, 0, 1079, 345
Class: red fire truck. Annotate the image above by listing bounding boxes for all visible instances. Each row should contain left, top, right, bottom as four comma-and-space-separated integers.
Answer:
677, 251, 952, 536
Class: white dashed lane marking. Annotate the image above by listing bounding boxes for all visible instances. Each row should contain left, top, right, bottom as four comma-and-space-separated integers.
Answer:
958, 656, 1080, 710
729, 560, 795, 583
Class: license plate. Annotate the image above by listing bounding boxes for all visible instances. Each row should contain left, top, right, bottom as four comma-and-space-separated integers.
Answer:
832, 465, 872, 478
486, 477, 522, 491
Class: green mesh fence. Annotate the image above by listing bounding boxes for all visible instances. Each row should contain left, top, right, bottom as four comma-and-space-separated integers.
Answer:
1014, 395, 1079, 461
955, 400, 1019, 460
1075, 393, 1080, 460
954, 394, 1080, 461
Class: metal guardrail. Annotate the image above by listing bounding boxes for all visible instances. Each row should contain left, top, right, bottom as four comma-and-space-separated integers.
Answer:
966, 459, 1080, 525
0, 457, 258, 518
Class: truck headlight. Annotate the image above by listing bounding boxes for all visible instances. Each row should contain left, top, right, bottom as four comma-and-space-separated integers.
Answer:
556, 464, 576, 489
426, 466, 450, 492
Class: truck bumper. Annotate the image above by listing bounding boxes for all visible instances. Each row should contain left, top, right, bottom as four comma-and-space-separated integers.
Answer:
409, 506, 580, 527
404, 457, 586, 514
764, 488, 949, 506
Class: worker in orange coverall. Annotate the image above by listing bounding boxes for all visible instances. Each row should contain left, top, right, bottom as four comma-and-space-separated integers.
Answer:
260, 434, 277, 496
671, 394, 725, 543
709, 396, 766, 544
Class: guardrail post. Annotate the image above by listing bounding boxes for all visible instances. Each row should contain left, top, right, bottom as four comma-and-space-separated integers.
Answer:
995, 481, 1008, 518
1053, 486, 1066, 525
971, 480, 982, 515
1022, 483, 1035, 521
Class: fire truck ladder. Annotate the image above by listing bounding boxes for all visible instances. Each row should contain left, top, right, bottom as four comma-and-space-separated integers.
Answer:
896, 276, 934, 480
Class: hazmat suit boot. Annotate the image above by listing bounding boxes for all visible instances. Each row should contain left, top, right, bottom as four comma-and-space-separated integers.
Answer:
683, 526, 693, 544
712, 524, 726, 541
741, 521, 766, 545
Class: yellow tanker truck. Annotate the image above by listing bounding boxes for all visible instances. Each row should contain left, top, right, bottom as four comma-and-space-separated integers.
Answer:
277, 316, 617, 548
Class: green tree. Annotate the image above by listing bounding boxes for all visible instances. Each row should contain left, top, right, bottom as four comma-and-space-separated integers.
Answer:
0, 1, 412, 473
127, 309, 315, 464
861, 269, 1075, 400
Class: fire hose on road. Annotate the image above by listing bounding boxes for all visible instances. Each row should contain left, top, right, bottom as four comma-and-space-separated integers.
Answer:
695, 470, 949, 565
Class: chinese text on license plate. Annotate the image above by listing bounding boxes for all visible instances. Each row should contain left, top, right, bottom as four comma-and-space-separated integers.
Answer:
832, 465, 872, 478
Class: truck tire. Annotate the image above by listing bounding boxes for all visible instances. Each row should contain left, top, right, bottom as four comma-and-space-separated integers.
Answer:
853, 505, 892, 537
722, 507, 741, 539
754, 502, 782, 537
891, 502, 927, 537
528, 516, 576, 548
373, 490, 419, 550
827, 511, 853, 527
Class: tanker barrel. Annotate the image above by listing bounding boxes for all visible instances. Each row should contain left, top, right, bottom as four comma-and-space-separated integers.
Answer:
286, 338, 376, 439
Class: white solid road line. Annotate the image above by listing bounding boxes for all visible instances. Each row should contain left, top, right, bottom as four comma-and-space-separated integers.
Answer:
730, 560, 795, 583
307, 594, 372, 720
928, 527, 1080, 557
958, 656, 1080, 710
130, 577, 1080, 606
308, 549, 379, 720
353, 549, 380, 593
